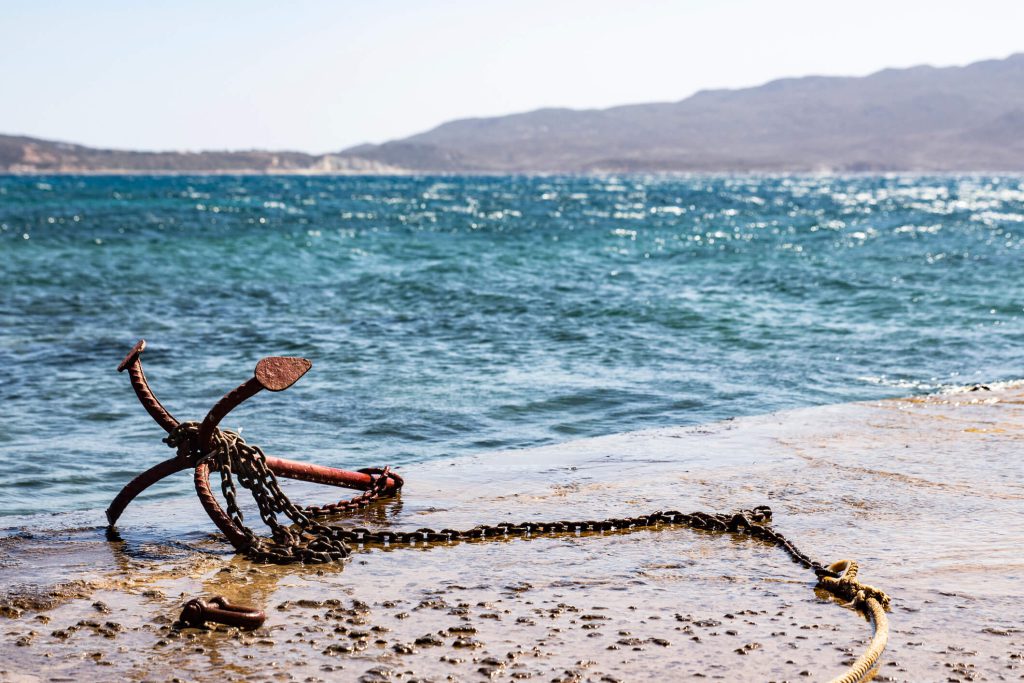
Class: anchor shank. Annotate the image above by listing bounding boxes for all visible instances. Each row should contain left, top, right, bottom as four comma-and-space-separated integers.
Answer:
264, 455, 386, 490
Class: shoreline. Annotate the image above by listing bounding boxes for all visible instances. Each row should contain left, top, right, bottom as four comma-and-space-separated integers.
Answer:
2, 387, 1022, 681
6, 170, 1024, 178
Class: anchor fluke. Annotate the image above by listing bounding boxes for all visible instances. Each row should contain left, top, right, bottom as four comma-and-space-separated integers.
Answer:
255, 356, 311, 392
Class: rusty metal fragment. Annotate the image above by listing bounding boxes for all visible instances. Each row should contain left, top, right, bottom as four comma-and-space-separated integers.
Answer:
178, 596, 266, 630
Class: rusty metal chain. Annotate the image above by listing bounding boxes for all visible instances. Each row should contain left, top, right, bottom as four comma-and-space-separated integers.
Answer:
123, 344, 884, 682
166, 422, 398, 563
339, 508, 839, 579
164, 421, 840, 577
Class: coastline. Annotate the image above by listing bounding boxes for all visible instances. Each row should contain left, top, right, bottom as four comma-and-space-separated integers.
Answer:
5, 169, 1024, 177
2, 385, 1022, 681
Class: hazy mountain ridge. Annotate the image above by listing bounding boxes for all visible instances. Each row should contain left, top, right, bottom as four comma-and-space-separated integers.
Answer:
4, 53, 1024, 173
0, 134, 407, 174
353, 53, 1024, 172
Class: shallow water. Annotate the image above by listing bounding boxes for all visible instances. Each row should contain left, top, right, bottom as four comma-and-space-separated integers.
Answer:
1, 387, 1022, 681
1, 174, 1023, 680
1, 174, 1023, 516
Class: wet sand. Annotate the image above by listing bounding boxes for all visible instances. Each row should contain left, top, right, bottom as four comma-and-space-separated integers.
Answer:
1, 386, 1022, 682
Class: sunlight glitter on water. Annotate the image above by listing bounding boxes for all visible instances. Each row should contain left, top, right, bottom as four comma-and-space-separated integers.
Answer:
1, 174, 1023, 515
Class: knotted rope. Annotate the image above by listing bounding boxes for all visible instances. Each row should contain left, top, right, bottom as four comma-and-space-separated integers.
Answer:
819, 560, 891, 683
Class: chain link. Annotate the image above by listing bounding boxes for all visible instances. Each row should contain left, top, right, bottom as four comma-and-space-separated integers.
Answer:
164, 422, 838, 576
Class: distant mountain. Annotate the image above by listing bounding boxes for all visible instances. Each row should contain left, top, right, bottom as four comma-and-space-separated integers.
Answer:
4, 53, 1024, 174
0, 135, 404, 174
341, 53, 1024, 172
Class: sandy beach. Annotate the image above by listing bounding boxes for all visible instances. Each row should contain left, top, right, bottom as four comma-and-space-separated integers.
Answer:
2, 385, 1021, 682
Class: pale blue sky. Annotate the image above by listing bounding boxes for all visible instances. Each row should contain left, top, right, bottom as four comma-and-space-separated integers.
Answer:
2, 0, 1022, 153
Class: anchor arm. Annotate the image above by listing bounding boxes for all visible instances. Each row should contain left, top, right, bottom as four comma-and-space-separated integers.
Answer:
105, 455, 191, 525
197, 356, 311, 452
118, 340, 179, 433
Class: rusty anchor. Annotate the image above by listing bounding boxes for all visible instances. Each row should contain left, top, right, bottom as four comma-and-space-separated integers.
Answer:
107, 339, 403, 559
107, 342, 895, 682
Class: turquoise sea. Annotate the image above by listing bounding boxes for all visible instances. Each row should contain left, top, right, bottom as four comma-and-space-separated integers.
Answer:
1, 174, 1022, 517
